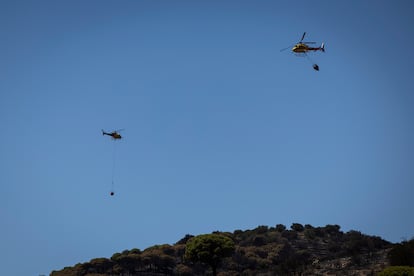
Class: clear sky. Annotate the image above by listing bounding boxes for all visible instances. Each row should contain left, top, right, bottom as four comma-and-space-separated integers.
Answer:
1, 1, 413, 275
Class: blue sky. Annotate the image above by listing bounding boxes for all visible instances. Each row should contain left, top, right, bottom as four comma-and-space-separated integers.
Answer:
1, 1, 414, 275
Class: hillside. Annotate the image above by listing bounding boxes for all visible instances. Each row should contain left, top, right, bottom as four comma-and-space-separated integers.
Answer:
51, 223, 393, 275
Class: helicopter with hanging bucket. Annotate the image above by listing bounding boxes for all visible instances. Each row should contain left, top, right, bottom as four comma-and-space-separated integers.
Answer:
281, 32, 325, 70
102, 129, 123, 140
101, 129, 124, 197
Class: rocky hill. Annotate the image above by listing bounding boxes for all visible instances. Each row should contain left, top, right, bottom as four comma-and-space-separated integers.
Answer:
51, 223, 393, 275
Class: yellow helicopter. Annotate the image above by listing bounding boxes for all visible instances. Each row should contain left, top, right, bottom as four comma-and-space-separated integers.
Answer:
102, 129, 123, 140
291, 32, 325, 53
281, 32, 325, 70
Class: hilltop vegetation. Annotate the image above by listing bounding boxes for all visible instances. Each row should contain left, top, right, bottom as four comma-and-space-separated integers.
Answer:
51, 223, 404, 275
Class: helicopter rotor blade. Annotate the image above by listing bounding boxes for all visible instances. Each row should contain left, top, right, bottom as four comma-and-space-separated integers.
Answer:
300, 32, 306, 42
280, 44, 295, 52
280, 46, 291, 52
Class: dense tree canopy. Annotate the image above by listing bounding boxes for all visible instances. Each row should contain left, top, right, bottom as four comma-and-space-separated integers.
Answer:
51, 224, 393, 276
388, 239, 414, 266
184, 233, 235, 276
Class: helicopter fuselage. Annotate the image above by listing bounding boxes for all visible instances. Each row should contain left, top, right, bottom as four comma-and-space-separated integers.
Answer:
103, 131, 122, 139
292, 43, 308, 53
292, 43, 324, 53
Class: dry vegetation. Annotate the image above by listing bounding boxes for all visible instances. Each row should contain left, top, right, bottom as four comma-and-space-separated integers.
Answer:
51, 223, 399, 276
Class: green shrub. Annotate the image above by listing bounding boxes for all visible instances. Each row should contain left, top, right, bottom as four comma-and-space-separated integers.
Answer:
378, 266, 414, 276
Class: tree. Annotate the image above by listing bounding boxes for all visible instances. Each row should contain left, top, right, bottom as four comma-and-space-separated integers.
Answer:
114, 254, 142, 274
176, 234, 195, 245
142, 245, 176, 273
89, 258, 113, 274
324, 224, 341, 235
290, 223, 304, 232
388, 239, 414, 266
275, 224, 286, 232
185, 233, 235, 276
